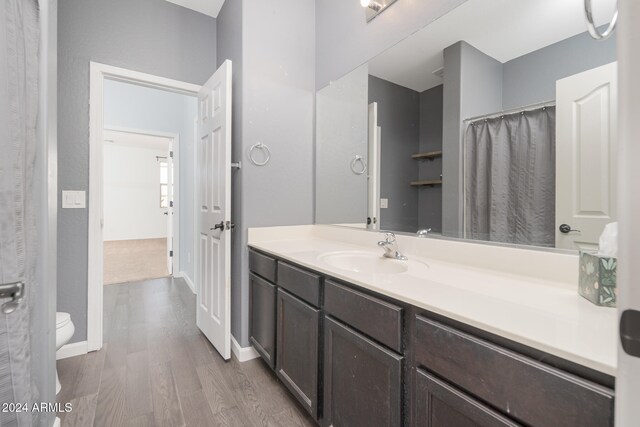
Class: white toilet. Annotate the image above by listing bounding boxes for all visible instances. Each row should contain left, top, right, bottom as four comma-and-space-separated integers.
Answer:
55, 312, 75, 394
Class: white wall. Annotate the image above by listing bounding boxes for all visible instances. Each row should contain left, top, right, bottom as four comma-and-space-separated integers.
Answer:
103, 79, 197, 279
103, 141, 169, 241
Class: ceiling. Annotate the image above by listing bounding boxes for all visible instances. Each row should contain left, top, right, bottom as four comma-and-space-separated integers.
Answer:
163, 0, 226, 18
104, 130, 172, 150
368, 0, 617, 92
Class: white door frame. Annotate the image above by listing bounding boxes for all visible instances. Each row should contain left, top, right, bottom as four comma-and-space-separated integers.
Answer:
88, 62, 200, 351
103, 126, 180, 273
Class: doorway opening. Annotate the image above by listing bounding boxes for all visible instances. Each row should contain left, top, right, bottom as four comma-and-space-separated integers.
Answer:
88, 63, 201, 352
102, 128, 177, 285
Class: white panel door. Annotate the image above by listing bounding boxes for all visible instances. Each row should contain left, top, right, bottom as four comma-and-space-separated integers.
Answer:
367, 102, 381, 230
196, 60, 232, 360
555, 62, 617, 250
166, 144, 174, 275
617, 1, 640, 424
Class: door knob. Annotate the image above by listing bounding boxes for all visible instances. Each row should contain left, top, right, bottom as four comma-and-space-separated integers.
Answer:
621, 310, 640, 358
211, 221, 225, 231
559, 224, 581, 234
225, 221, 235, 231
0, 281, 24, 314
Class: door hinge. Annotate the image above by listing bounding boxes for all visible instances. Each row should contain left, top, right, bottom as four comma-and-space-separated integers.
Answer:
169, 250, 173, 257
170, 201, 173, 208
169, 151, 174, 158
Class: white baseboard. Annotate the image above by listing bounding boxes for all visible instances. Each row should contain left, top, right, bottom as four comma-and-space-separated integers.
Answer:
56, 340, 88, 360
175, 271, 196, 294
231, 335, 260, 362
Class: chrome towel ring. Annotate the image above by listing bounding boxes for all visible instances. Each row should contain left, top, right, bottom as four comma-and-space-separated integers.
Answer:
249, 142, 271, 166
584, 0, 618, 41
350, 155, 367, 175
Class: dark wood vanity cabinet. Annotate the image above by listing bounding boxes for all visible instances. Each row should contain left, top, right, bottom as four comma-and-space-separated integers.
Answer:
324, 316, 403, 427
248, 249, 278, 369
276, 288, 320, 418
248, 273, 276, 368
247, 246, 615, 427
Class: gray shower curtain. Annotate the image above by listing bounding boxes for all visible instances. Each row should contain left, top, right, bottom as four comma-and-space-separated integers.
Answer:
0, 1, 40, 426
465, 107, 556, 247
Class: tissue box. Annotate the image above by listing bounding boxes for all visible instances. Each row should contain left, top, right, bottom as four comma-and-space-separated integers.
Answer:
579, 252, 617, 307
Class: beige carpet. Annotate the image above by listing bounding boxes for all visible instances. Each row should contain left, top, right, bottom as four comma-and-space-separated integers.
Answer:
103, 238, 170, 285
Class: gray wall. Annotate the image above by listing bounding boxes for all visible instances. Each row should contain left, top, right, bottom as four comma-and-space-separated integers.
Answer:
58, 0, 217, 343
217, 0, 316, 347
502, 30, 617, 110
368, 75, 420, 232
418, 85, 443, 232
103, 80, 198, 279
316, 0, 467, 89
316, 65, 369, 225
442, 41, 503, 238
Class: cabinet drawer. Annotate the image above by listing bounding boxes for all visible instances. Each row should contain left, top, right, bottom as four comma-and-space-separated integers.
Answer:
249, 249, 277, 282
416, 369, 519, 427
325, 280, 403, 353
414, 315, 614, 427
249, 273, 276, 369
277, 262, 321, 307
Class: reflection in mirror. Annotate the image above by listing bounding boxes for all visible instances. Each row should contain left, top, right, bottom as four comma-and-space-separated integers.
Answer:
315, 0, 618, 251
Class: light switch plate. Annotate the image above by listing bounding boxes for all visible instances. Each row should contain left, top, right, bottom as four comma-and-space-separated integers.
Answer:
380, 198, 389, 209
62, 191, 86, 209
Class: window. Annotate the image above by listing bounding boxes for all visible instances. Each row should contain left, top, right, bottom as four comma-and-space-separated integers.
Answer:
160, 160, 169, 208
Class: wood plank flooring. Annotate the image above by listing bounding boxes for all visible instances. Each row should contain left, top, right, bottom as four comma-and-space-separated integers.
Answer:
57, 277, 315, 427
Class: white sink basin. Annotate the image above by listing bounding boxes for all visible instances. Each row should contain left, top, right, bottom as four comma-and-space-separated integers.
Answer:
319, 251, 410, 275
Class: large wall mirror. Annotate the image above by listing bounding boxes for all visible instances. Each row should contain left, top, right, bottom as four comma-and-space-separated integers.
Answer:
315, 0, 618, 251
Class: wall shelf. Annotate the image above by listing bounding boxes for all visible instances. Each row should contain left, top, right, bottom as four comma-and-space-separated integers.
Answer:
412, 150, 443, 160
410, 180, 443, 187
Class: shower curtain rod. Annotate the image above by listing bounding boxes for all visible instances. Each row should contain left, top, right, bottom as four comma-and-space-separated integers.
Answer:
464, 100, 556, 123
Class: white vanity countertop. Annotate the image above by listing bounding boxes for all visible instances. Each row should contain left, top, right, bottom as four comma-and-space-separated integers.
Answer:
248, 227, 618, 377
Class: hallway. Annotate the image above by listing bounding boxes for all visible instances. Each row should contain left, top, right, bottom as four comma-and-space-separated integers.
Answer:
56, 277, 315, 426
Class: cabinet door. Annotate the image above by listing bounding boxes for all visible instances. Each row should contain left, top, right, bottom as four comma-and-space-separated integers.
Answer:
249, 273, 276, 369
415, 369, 520, 427
324, 316, 403, 427
276, 289, 320, 419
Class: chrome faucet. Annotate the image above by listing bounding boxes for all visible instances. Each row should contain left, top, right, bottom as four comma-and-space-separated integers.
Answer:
377, 233, 408, 261
417, 228, 431, 238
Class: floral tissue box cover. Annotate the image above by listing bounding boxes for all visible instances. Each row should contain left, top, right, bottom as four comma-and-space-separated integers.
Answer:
579, 251, 617, 307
